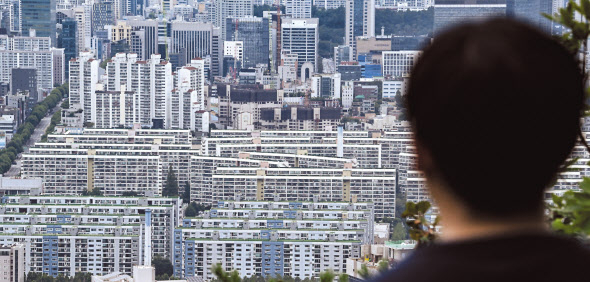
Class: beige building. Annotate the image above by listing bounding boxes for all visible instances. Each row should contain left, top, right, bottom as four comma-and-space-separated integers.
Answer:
356, 36, 392, 63
109, 21, 132, 44
0, 244, 24, 282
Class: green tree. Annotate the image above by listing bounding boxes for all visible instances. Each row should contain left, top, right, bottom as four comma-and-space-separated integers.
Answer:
152, 256, 174, 277
358, 264, 371, 280
163, 166, 179, 196
338, 274, 349, 282
378, 260, 389, 273
185, 203, 197, 217
319, 271, 335, 282
212, 263, 241, 282
88, 188, 103, 196
62, 99, 70, 109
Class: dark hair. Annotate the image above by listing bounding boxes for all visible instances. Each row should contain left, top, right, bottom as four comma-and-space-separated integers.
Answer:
407, 18, 585, 218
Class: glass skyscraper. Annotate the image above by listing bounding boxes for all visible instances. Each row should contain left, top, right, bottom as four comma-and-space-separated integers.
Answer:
21, 0, 56, 46
59, 18, 77, 77
225, 17, 270, 70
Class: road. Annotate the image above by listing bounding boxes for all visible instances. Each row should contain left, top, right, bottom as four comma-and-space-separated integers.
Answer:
4, 103, 60, 177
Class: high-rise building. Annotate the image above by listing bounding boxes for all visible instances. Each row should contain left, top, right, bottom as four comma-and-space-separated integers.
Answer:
74, 5, 93, 53
124, 19, 159, 60
69, 51, 99, 123
314, 0, 346, 9
286, 0, 312, 18
21, 0, 57, 46
311, 73, 342, 99
172, 58, 206, 130
0, 35, 54, 92
105, 53, 173, 127
345, 0, 375, 56
382, 50, 422, 78
214, 0, 253, 40
170, 22, 221, 74
433, 0, 507, 36
506, 0, 552, 33
225, 17, 270, 69
281, 18, 319, 74
92, 1, 115, 36
60, 18, 77, 76
11, 68, 37, 106
0, 244, 24, 282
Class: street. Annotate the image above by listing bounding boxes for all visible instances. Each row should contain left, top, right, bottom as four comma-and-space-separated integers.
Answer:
4, 102, 60, 177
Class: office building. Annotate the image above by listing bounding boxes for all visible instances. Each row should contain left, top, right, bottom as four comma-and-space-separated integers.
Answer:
21, 0, 57, 46
314, 0, 346, 9
434, 0, 506, 36
311, 73, 342, 99
506, 0, 552, 33
345, 0, 375, 54
69, 51, 99, 123
214, 0, 253, 40
382, 50, 422, 78
123, 19, 159, 60
281, 18, 319, 74
74, 5, 92, 54
170, 22, 217, 67
226, 17, 270, 69
286, 0, 312, 18
173, 200, 373, 280
0, 244, 24, 282
59, 18, 77, 76
0, 35, 53, 92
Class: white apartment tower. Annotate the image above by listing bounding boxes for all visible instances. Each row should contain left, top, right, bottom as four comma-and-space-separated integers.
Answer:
281, 18, 319, 73
345, 0, 375, 56
69, 51, 99, 123
173, 58, 206, 130
106, 53, 173, 127
286, 0, 312, 18
0, 244, 24, 282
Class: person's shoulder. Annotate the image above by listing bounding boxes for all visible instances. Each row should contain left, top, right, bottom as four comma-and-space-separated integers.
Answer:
371, 234, 590, 282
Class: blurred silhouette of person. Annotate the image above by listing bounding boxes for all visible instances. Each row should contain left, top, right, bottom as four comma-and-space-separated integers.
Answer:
374, 18, 590, 282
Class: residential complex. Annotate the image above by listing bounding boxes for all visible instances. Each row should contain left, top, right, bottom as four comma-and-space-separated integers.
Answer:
173, 200, 374, 279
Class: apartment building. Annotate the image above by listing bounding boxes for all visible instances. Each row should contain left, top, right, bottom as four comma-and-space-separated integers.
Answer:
0, 196, 182, 277
172, 200, 373, 280
21, 128, 196, 196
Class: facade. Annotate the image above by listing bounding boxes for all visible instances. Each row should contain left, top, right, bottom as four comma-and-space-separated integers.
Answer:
21, 128, 196, 196
345, 0, 375, 55
314, 0, 346, 9
0, 35, 54, 92
10, 68, 37, 102
259, 107, 342, 131
105, 53, 173, 127
214, 0, 253, 40
281, 18, 319, 73
123, 19, 159, 61
169, 22, 217, 67
286, 0, 312, 18
0, 196, 182, 277
434, 0, 507, 36
382, 51, 422, 78
225, 17, 270, 69
173, 200, 373, 280
21, 0, 57, 46
92, 1, 115, 36
0, 244, 24, 282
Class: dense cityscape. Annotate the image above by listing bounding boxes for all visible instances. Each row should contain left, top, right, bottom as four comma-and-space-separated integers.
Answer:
0, 0, 580, 281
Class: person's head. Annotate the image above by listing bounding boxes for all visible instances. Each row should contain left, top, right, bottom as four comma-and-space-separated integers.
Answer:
407, 18, 585, 220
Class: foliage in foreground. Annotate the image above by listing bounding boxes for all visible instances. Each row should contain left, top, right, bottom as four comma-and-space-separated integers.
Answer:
546, 0, 590, 237
211, 264, 348, 282
25, 272, 91, 282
